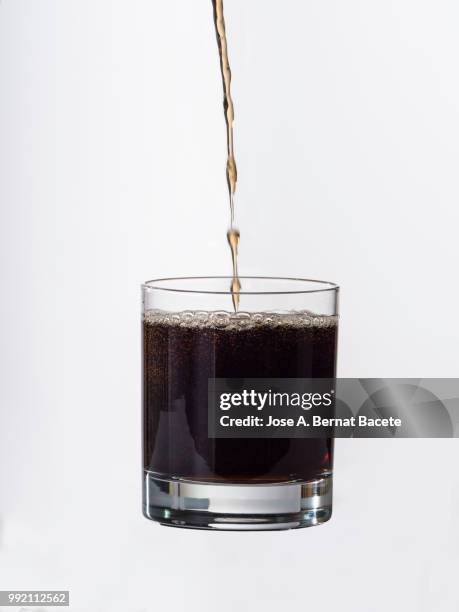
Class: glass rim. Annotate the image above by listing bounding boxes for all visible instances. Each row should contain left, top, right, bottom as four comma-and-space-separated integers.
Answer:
142, 276, 339, 296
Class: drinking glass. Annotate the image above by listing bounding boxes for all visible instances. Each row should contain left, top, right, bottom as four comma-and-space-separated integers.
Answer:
142, 276, 339, 530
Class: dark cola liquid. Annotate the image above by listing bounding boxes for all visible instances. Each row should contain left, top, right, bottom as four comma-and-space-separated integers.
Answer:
143, 310, 338, 483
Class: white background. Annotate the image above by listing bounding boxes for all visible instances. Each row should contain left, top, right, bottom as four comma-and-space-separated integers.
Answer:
1, 1, 459, 610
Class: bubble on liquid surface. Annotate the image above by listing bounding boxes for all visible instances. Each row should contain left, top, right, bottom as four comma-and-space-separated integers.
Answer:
144, 309, 338, 330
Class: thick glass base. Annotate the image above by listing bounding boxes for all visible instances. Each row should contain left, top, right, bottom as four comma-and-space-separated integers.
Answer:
143, 471, 332, 531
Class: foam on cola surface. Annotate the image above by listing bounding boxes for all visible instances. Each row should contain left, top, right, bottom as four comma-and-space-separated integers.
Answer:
144, 309, 338, 331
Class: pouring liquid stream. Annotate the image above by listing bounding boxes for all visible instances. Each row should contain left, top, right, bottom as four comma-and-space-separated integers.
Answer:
212, 0, 241, 311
